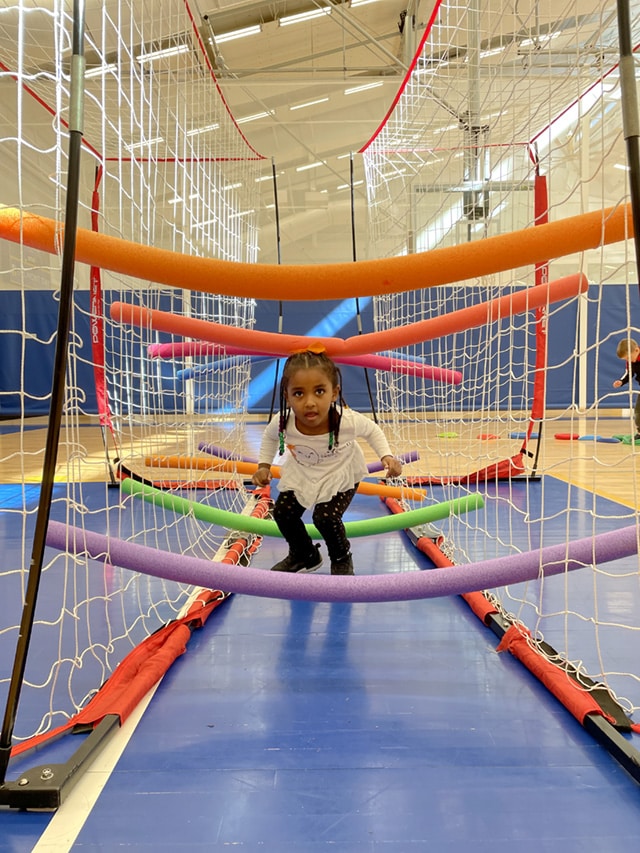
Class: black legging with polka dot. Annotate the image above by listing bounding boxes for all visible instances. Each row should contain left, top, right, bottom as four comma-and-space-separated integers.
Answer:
272, 486, 358, 563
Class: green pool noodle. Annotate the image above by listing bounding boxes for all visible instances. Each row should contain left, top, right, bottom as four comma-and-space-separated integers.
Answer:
121, 477, 484, 539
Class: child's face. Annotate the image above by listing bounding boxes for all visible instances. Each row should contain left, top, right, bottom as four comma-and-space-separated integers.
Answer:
285, 367, 339, 434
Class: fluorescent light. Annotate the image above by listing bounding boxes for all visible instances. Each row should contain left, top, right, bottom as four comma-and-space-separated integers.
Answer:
186, 122, 220, 136
414, 63, 448, 74
296, 161, 324, 172
167, 192, 200, 204
215, 25, 262, 44
136, 44, 190, 63
290, 97, 329, 111
344, 81, 383, 95
237, 111, 273, 124
350, 0, 382, 6
126, 136, 163, 151
280, 8, 331, 26
229, 209, 255, 219
337, 180, 364, 190
520, 31, 560, 48
85, 63, 117, 78
478, 46, 506, 59
614, 163, 630, 171
224, 182, 243, 191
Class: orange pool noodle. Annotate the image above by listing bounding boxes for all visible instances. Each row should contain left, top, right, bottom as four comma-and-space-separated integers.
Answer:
0, 205, 629, 300
111, 273, 587, 358
145, 454, 426, 501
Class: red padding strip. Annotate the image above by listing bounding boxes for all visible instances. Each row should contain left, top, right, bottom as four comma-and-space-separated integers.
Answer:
497, 625, 616, 726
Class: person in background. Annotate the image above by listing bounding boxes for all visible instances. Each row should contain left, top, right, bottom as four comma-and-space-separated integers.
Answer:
613, 336, 640, 440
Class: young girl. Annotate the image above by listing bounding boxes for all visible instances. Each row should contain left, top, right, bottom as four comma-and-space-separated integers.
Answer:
252, 348, 402, 575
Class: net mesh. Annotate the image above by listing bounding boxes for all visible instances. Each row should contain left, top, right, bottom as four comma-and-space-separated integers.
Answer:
0, 0, 262, 741
2, 0, 640, 749
362, 0, 640, 717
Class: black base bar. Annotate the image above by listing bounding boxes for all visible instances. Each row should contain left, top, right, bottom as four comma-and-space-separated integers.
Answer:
0, 715, 120, 811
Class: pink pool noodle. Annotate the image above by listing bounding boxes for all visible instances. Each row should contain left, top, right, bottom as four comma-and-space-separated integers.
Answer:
148, 341, 461, 385
45, 521, 638, 604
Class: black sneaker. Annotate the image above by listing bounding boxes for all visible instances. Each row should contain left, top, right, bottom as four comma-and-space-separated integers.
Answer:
271, 544, 323, 573
331, 553, 354, 575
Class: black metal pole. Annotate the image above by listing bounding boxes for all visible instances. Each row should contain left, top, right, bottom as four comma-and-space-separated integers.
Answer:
0, 0, 86, 786
616, 0, 640, 296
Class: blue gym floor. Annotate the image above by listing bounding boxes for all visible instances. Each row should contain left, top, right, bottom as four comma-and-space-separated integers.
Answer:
1, 479, 640, 851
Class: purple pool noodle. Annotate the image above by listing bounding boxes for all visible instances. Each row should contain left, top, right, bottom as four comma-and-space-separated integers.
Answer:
366, 449, 419, 472
198, 442, 258, 463
46, 521, 638, 604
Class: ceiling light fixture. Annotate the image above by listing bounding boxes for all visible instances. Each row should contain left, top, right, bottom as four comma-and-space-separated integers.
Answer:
337, 180, 364, 190
478, 46, 506, 59
126, 136, 163, 151
296, 161, 324, 172
84, 63, 117, 78
237, 111, 273, 124
344, 81, 383, 95
520, 31, 560, 48
280, 8, 331, 26
136, 43, 190, 63
186, 122, 220, 136
214, 25, 262, 44
290, 97, 329, 111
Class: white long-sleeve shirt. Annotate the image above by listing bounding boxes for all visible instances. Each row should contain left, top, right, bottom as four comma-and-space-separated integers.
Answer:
258, 408, 393, 508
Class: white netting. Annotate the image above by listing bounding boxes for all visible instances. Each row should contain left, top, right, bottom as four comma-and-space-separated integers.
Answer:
363, 0, 640, 715
2, 0, 640, 750
0, 0, 262, 740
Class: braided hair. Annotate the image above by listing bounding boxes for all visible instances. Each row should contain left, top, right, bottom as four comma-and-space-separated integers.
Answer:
278, 350, 346, 455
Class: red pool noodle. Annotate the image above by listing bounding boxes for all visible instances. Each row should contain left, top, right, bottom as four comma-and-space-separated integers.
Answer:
111, 273, 587, 358
0, 205, 629, 300
45, 521, 639, 604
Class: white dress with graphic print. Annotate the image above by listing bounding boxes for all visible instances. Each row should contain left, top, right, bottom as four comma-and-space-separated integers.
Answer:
257, 408, 393, 509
